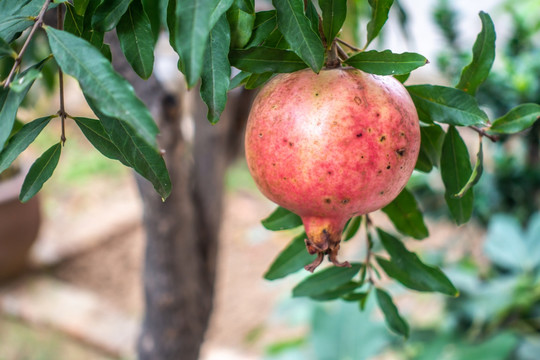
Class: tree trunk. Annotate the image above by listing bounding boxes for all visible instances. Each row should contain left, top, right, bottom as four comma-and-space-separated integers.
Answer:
108, 34, 252, 359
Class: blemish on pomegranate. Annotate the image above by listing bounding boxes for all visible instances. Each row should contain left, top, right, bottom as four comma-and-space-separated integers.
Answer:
315, 92, 319, 96
400, 132, 405, 137
258, 133, 263, 138
283, 176, 287, 180
378, 170, 382, 174
272, 163, 276, 167
356, 133, 363, 138
341, 199, 350, 204
360, 155, 364, 159
327, 171, 333, 175
324, 198, 332, 204
368, 128, 372, 133
288, 142, 294, 147
354, 96, 362, 105
396, 148, 406, 156
376, 112, 381, 117
380, 191, 385, 195
379, 135, 386, 142
386, 165, 391, 169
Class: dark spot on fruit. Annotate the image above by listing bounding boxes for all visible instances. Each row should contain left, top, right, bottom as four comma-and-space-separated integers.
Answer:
379, 135, 386, 142
400, 132, 405, 137
356, 133, 363, 137
368, 128, 372, 133
354, 96, 362, 105
380, 191, 385, 195
386, 165, 391, 169
324, 198, 332, 204
376, 112, 381, 117
361, 155, 364, 159
258, 133, 263, 137
272, 163, 276, 167
327, 171, 333, 175
289, 142, 294, 147
400, 166, 403, 169
332, 121, 338, 126
378, 170, 382, 174
341, 199, 350, 204
283, 176, 287, 180
283, 138, 288, 143
396, 148, 406, 156
315, 93, 319, 96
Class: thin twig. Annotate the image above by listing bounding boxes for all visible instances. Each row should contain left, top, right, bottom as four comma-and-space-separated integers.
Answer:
470, 125, 499, 142
57, 3, 66, 145
336, 37, 362, 52
336, 43, 349, 61
364, 214, 374, 284
3, 0, 52, 88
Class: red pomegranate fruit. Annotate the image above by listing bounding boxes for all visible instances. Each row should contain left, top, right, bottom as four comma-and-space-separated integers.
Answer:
245, 68, 420, 272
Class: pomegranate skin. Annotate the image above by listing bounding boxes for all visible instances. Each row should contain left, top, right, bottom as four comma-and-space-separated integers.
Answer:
245, 68, 420, 271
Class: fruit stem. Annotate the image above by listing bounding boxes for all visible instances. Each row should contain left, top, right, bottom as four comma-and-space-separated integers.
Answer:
325, 40, 341, 69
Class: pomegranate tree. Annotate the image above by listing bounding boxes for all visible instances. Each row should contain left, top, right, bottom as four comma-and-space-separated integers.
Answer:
245, 68, 420, 271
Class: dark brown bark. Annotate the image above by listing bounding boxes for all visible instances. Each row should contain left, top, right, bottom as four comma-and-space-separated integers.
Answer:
107, 34, 252, 359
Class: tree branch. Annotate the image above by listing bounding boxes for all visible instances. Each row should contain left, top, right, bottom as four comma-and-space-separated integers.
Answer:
3, 0, 52, 88
57, 3, 66, 145
470, 125, 499, 142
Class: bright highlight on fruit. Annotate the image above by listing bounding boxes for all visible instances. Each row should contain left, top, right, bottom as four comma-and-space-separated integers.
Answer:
245, 68, 420, 271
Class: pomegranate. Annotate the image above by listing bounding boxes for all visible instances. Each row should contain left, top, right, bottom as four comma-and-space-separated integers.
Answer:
245, 68, 420, 272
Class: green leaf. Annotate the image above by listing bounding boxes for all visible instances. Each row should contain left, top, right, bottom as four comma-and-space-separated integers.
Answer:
342, 291, 368, 302
0, 116, 53, 174
490, 103, 540, 134
74, 0, 91, 16
0, 0, 45, 43
46, 27, 159, 147
245, 10, 277, 48
454, 138, 483, 198
261, 206, 303, 231
365, 0, 394, 48
407, 85, 489, 127
304, 0, 320, 37
375, 288, 409, 338
376, 228, 458, 296
0, 36, 16, 59
415, 123, 445, 172
382, 188, 429, 240
200, 15, 231, 124
86, 98, 171, 199
272, 0, 324, 72
64, 3, 84, 37
292, 263, 362, 297
117, 0, 155, 79
1, 59, 47, 150
92, 0, 132, 32
19, 142, 62, 203
244, 72, 273, 89
440, 126, 473, 225
310, 281, 361, 301
73, 117, 128, 164
264, 232, 317, 280
227, 7, 255, 49
209, 0, 235, 27
343, 216, 362, 241
319, 0, 347, 46
345, 50, 428, 75
456, 12, 496, 95
141, 0, 161, 44
228, 71, 251, 90
229, 47, 308, 73
263, 27, 289, 49
175, 0, 219, 88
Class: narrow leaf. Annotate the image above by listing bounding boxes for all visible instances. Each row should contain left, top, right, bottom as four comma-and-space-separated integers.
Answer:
272, 0, 324, 72
92, 0, 133, 32
86, 99, 171, 199
292, 263, 362, 297
229, 47, 308, 73
261, 206, 303, 231
345, 50, 428, 75
1, 59, 47, 150
0, 36, 16, 59
377, 228, 458, 296
46, 27, 159, 147
117, 0, 155, 79
454, 137, 483, 198
382, 188, 429, 240
175, 0, 219, 87
417, 124, 445, 172
64, 3, 84, 37
227, 8, 255, 49
0, 0, 44, 43
375, 288, 409, 338
245, 10, 277, 48
440, 126, 473, 224
319, 0, 347, 46
209, 0, 235, 28
343, 216, 362, 241
0, 116, 53, 174
264, 232, 317, 280
490, 103, 540, 134
19, 142, 62, 203
73, 117, 128, 164
200, 15, 231, 124
245, 72, 273, 89
229, 71, 251, 90
407, 85, 489, 127
456, 12, 496, 95
310, 281, 361, 301
365, 0, 394, 48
